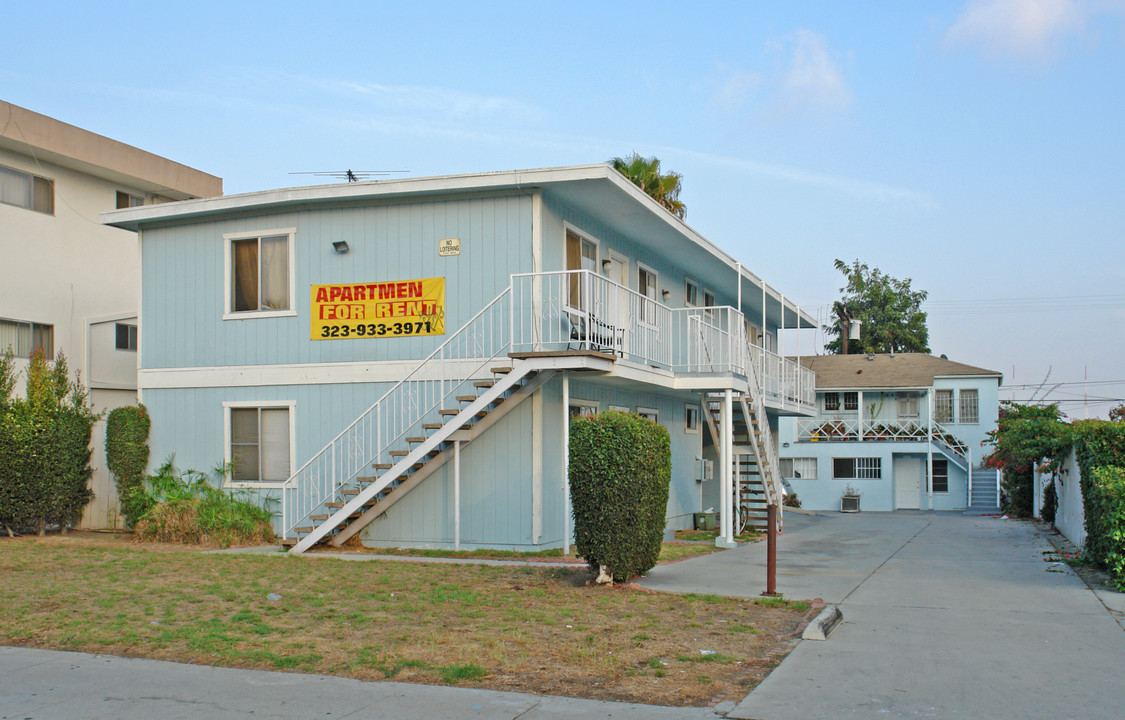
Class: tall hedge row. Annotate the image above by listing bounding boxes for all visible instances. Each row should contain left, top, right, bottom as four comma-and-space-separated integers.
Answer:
0, 351, 98, 535
105, 404, 151, 527
569, 410, 670, 583
1070, 420, 1125, 590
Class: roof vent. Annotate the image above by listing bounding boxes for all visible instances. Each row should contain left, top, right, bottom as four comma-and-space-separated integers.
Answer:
940, 353, 948, 360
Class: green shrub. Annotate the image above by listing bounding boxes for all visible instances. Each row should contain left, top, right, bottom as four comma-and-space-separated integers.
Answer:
0, 352, 97, 535
133, 458, 275, 548
569, 410, 670, 583
1041, 480, 1057, 524
105, 404, 151, 527
1083, 466, 1125, 591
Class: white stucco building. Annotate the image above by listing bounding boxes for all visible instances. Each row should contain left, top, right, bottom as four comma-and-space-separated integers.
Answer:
0, 100, 221, 528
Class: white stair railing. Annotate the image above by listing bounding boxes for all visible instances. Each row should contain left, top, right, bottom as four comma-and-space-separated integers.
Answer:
282, 288, 512, 539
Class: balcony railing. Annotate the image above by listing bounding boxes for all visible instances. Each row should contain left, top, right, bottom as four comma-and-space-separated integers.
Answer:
510, 270, 815, 413
794, 417, 969, 458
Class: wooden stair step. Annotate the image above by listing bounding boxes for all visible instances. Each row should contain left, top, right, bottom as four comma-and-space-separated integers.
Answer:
456, 395, 478, 402
373, 463, 393, 470
356, 476, 379, 483
342, 489, 360, 496
422, 423, 444, 430
406, 436, 427, 443
294, 526, 313, 534
326, 502, 344, 509
439, 409, 460, 416
310, 514, 329, 521
389, 450, 410, 457
473, 380, 495, 388
491, 366, 512, 374
280, 538, 297, 547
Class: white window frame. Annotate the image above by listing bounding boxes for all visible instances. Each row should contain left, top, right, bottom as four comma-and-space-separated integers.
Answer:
959, 389, 979, 424
684, 404, 700, 433
897, 392, 920, 419
637, 406, 659, 423
833, 457, 881, 480
608, 404, 629, 413
637, 261, 659, 327
563, 224, 600, 313
116, 190, 144, 209
935, 389, 954, 424
684, 277, 699, 308
931, 458, 949, 494
0, 317, 53, 358
115, 323, 138, 352
223, 228, 297, 320
568, 398, 599, 419
223, 400, 296, 489
780, 457, 817, 480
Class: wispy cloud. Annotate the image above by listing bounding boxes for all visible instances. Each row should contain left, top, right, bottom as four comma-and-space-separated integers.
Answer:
946, 0, 1087, 63
310, 77, 541, 121
667, 147, 936, 208
783, 30, 852, 111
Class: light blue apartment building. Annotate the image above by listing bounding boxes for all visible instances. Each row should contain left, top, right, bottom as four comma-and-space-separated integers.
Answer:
104, 164, 817, 552
777, 354, 1003, 512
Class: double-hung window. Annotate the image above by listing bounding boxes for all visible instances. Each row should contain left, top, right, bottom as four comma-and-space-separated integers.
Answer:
959, 389, 979, 424
684, 277, 699, 307
225, 229, 295, 318
931, 458, 949, 493
0, 164, 53, 214
226, 402, 294, 485
780, 458, 817, 479
897, 392, 919, 419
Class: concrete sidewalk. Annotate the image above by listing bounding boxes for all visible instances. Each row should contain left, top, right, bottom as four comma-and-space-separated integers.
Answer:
646, 512, 1125, 720
0, 646, 724, 720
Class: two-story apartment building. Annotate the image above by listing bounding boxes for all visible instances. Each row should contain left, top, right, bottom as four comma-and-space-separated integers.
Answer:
1, 100, 222, 528
777, 354, 1002, 512
104, 164, 818, 552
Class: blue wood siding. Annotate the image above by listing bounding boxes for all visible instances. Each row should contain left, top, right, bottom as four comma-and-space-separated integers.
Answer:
141, 193, 533, 369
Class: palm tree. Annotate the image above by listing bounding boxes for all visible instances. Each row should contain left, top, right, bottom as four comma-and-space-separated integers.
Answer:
610, 152, 686, 219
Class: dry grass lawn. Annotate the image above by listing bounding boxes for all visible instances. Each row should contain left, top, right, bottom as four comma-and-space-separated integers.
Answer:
0, 533, 809, 707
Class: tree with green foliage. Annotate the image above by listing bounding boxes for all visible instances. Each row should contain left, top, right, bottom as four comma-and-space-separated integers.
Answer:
610, 152, 686, 219
0, 351, 99, 535
825, 259, 930, 354
105, 404, 151, 527
983, 402, 1069, 517
1109, 402, 1125, 422
569, 411, 671, 583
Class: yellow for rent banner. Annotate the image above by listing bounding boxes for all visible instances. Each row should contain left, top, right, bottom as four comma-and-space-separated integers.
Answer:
310, 277, 446, 340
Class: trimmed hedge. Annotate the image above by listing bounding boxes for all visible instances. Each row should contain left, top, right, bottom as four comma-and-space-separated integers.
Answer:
105, 404, 151, 527
1070, 420, 1125, 589
569, 410, 670, 583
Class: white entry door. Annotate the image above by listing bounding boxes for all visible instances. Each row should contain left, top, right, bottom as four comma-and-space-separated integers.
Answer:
605, 251, 628, 355
894, 456, 922, 509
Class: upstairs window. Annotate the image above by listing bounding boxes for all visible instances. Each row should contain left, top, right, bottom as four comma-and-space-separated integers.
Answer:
0, 164, 53, 214
684, 277, 699, 307
0, 318, 53, 358
824, 392, 840, 411
638, 263, 658, 324
897, 392, 919, 418
935, 389, 954, 423
115, 323, 138, 351
703, 288, 716, 319
565, 229, 598, 309
842, 392, 859, 411
225, 230, 294, 317
959, 389, 979, 424
116, 191, 144, 208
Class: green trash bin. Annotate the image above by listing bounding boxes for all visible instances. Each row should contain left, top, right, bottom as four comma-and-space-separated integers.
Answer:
693, 512, 717, 531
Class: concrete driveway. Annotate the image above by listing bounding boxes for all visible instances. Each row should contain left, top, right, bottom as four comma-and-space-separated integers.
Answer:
642, 511, 1125, 720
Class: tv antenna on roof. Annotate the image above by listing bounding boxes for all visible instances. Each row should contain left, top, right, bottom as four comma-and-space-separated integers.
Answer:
289, 169, 409, 183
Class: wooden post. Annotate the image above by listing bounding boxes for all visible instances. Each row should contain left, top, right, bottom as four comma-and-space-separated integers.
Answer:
763, 503, 779, 597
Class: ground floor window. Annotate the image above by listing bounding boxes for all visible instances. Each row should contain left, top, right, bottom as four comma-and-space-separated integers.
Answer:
569, 400, 598, 420
780, 457, 817, 479
833, 457, 881, 480
931, 458, 949, 493
684, 404, 700, 433
637, 407, 658, 423
226, 403, 293, 485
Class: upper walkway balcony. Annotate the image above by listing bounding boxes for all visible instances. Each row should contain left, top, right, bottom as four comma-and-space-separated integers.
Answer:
510, 270, 815, 415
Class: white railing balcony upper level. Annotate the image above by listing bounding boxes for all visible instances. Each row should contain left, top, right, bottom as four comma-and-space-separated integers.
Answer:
510, 270, 814, 413
794, 417, 970, 459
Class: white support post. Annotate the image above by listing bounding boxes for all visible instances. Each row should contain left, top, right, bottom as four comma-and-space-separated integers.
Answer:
858, 390, 865, 440
562, 372, 570, 555
927, 389, 934, 511
968, 446, 973, 510
717, 389, 736, 547
737, 262, 742, 311
454, 439, 461, 551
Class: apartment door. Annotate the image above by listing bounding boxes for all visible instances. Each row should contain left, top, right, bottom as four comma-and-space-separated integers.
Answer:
605, 251, 628, 354
894, 456, 922, 509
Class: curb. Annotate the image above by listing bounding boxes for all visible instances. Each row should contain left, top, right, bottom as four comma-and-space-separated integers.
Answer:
801, 604, 843, 640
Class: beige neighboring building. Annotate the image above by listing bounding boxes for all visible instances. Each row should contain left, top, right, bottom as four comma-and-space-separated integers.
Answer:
0, 100, 222, 529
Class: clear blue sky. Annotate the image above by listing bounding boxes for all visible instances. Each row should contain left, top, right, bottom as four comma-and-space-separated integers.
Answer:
5, 0, 1123, 415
